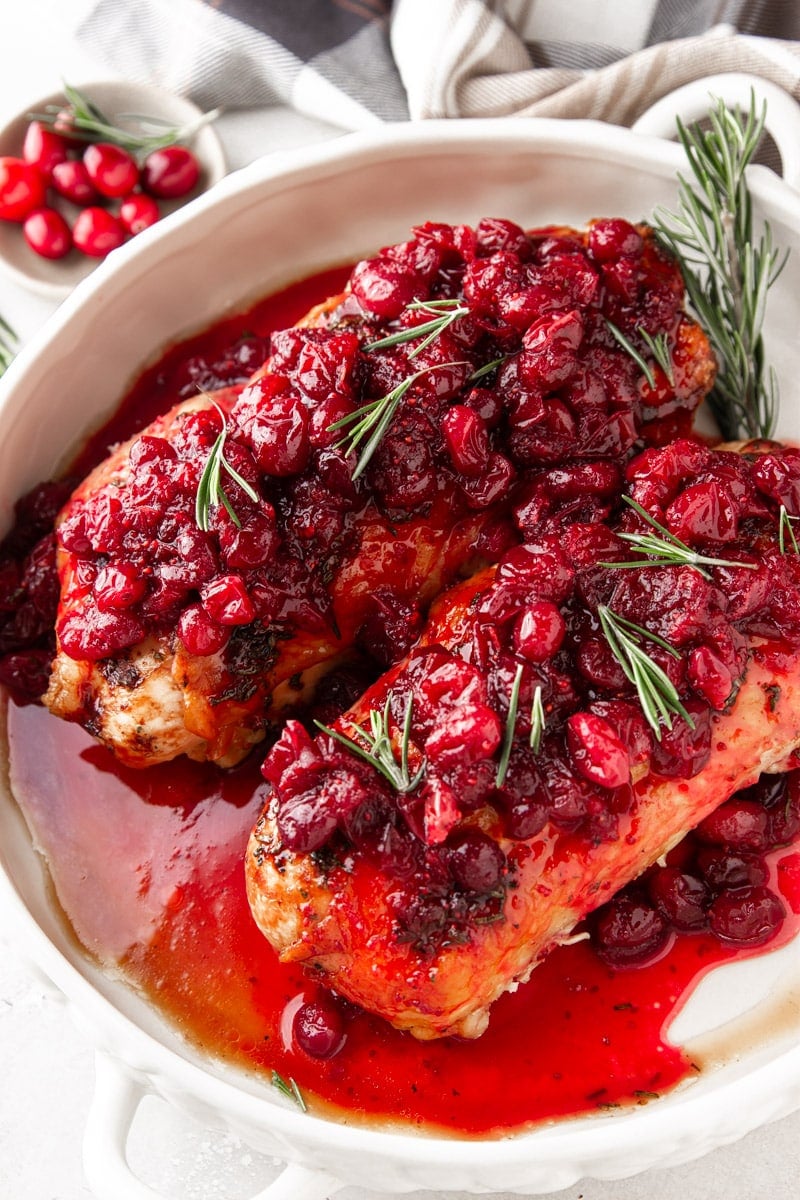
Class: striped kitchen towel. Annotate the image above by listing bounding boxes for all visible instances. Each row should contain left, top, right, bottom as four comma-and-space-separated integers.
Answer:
79, 0, 800, 130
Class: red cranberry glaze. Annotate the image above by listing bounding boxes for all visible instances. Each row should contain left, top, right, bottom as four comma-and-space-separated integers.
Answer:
46, 217, 709, 681
261, 435, 800, 954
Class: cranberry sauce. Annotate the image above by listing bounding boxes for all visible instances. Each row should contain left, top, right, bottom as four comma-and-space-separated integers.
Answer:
48, 217, 709, 674
8, 698, 800, 1133
262, 438, 800, 954
0, 268, 351, 700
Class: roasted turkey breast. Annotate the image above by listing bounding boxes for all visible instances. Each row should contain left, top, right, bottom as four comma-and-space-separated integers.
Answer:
43, 218, 715, 766
246, 439, 800, 1039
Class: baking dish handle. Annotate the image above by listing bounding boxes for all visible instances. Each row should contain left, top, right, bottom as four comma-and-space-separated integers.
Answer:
631, 72, 800, 191
83, 1052, 346, 1200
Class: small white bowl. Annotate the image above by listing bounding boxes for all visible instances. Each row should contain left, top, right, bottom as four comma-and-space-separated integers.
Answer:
0, 79, 226, 299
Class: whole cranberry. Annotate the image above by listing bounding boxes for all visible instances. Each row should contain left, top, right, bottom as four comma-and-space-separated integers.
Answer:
648, 867, 709, 930
425, 701, 502, 766
22, 121, 68, 178
119, 192, 160, 236
593, 892, 669, 965
22, 207, 71, 259
249, 392, 310, 476
51, 159, 100, 205
708, 885, 785, 946
587, 218, 643, 262
72, 207, 126, 257
0, 156, 47, 222
83, 142, 140, 198
94, 561, 147, 611
513, 601, 566, 662
666, 480, 739, 544
440, 405, 490, 477
177, 603, 230, 656
695, 847, 769, 891
141, 145, 200, 198
566, 712, 631, 789
448, 829, 506, 893
695, 799, 770, 852
292, 995, 346, 1059
201, 574, 255, 625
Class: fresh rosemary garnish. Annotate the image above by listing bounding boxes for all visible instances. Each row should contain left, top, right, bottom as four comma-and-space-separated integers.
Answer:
469, 354, 507, 381
779, 505, 800, 555
597, 605, 695, 740
605, 320, 656, 389
29, 82, 220, 158
0, 315, 18, 376
195, 401, 260, 532
601, 496, 757, 578
653, 92, 786, 440
315, 691, 425, 794
330, 360, 467, 480
638, 328, 674, 385
496, 663, 524, 787
364, 298, 469, 358
271, 1070, 307, 1112
529, 684, 546, 755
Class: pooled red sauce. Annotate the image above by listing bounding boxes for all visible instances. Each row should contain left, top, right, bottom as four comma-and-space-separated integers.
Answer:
4, 263, 800, 1135
7, 698, 799, 1134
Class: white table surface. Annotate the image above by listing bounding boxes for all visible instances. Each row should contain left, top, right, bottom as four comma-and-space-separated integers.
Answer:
1, 4, 799, 1199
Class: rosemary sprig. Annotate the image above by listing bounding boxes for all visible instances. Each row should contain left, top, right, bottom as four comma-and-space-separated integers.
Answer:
271, 1071, 307, 1112
605, 320, 656, 389
0, 315, 18, 376
315, 691, 425, 794
601, 495, 758, 578
496, 663, 524, 787
779, 505, 800, 555
470, 354, 508, 382
329, 360, 467, 480
529, 684, 546, 755
29, 82, 220, 158
364, 299, 469, 358
597, 605, 695, 740
638, 328, 674, 385
652, 92, 786, 440
195, 401, 260, 532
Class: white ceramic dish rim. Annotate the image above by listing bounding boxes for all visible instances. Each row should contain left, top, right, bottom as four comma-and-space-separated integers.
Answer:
1, 77, 800, 1200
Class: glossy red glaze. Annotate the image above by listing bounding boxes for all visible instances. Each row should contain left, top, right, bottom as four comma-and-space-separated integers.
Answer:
8, 699, 799, 1134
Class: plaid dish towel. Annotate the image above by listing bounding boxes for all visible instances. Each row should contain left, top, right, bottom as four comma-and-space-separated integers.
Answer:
79, 0, 800, 131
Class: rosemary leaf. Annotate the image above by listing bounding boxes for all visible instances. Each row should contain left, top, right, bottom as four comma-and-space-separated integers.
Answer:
496, 663, 524, 787
29, 82, 220, 158
638, 328, 674, 385
652, 92, 786, 440
529, 684, 546, 755
779, 505, 800, 555
605, 320, 656, 389
330, 360, 468, 480
598, 605, 694, 740
195, 401, 260, 532
271, 1071, 307, 1112
469, 355, 508, 382
600, 496, 757, 577
364, 299, 469, 358
315, 691, 425, 794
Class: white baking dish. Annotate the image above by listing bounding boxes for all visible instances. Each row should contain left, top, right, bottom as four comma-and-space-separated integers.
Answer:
1, 73, 800, 1200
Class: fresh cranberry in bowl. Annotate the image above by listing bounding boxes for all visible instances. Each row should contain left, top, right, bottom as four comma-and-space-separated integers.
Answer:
0, 80, 225, 296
